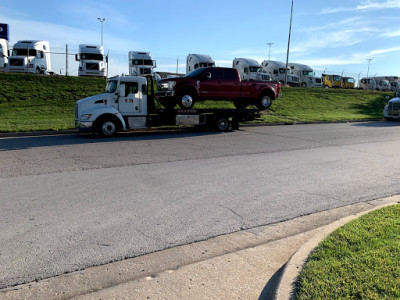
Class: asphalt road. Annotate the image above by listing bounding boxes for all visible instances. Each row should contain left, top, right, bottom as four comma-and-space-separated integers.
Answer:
1, 122, 400, 289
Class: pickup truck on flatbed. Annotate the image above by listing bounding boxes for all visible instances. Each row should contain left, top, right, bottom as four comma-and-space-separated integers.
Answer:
156, 67, 281, 109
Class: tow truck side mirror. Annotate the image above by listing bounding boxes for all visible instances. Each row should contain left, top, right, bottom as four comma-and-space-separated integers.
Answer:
119, 84, 125, 97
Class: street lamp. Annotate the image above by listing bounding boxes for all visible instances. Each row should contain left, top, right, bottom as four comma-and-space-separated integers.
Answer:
97, 17, 106, 46
284, 0, 294, 86
366, 58, 372, 78
267, 42, 274, 60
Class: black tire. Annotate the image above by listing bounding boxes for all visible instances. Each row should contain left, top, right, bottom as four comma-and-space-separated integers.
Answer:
301, 82, 307, 88
97, 116, 120, 137
36, 67, 41, 75
215, 117, 229, 132
178, 91, 196, 109
234, 100, 248, 109
385, 117, 394, 121
256, 94, 272, 110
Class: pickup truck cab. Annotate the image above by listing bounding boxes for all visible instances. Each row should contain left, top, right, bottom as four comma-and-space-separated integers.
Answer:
157, 67, 281, 109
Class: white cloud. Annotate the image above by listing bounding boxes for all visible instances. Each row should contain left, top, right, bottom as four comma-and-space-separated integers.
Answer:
322, 0, 400, 14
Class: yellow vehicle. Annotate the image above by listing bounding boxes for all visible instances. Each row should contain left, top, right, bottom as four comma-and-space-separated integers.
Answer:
341, 77, 355, 89
322, 74, 341, 88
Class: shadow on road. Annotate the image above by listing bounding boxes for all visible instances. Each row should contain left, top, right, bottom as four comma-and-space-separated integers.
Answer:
0, 129, 222, 151
351, 120, 400, 128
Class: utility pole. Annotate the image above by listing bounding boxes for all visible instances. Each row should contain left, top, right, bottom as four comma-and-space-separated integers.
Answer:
284, 0, 294, 86
65, 44, 68, 76
97, 18, 106, 46
366, 58, 372, 78
176, 56, 179, 75
267, 42, 274, 60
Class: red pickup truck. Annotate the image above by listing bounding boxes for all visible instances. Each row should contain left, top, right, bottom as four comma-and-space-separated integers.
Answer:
156, 67, 281, 109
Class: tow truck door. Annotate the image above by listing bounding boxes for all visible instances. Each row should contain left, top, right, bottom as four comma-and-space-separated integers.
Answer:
118, 81, 147, 116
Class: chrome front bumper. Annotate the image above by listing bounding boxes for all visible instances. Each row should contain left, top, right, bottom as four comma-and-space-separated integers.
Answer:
75, 120, 93, 132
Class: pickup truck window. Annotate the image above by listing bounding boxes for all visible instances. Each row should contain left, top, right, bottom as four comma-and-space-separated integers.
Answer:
185, 68, 205, 78
223, 69, 237, 80
210, 69, 223, 80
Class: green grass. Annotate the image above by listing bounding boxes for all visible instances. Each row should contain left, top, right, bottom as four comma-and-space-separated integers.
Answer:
296, 205, 400, 300
0, 73, 393, 132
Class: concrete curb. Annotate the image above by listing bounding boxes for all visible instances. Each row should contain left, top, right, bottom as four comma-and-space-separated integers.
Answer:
273, 195, 400, 300
0, 119, 383, 138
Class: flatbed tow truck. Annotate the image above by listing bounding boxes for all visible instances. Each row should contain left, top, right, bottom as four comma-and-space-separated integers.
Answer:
75, 75, 263, 136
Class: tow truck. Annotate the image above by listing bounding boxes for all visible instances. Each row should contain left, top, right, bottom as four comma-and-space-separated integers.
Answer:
75, 75, 263, 136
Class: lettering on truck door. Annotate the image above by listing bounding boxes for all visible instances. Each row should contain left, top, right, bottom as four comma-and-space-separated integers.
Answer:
118, 82, 144, 115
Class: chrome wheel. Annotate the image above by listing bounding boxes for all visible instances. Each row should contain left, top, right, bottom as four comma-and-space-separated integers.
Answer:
101, 120, 117, 136
180, 94, 194, 109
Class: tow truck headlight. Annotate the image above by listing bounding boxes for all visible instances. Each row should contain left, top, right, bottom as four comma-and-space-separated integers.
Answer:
80, 114, 92, 121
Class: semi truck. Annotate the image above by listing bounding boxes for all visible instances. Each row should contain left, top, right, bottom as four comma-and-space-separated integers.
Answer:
261, 60, 300, 87
359, 77, 390, 91
128, 51, 156, 76
232, 58, 271, 81
5, 40, 51, 74
186, 54, 215, 74
75, 44, 106, 77
0, 38, 8, 71
341, 77, 355, 89
156, 67, 281, 109
75, 75, 263, 136
288, 63, 322, 87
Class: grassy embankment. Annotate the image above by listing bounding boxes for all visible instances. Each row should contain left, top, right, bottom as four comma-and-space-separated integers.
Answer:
296, 205, 400, 299
0, 72, 393, 132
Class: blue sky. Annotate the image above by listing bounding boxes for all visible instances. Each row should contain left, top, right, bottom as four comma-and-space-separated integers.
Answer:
1, 0, 400, 79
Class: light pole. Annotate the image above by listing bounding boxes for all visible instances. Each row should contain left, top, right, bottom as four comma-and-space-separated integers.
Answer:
366, 58, 372, 78
284, 0, 294, 86
358, 71, 362, 88
267, 42, 274, 60
97, 18, 106, 46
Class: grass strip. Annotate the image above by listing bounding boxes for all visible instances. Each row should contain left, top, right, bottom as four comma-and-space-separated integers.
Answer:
296, 204, 400, 300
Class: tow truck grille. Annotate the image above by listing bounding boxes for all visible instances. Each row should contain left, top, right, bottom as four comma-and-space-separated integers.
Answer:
388, 102, 400, 113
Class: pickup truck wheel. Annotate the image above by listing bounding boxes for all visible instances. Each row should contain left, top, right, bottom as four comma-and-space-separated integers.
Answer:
178, 92, 195, 109
257, 94, 272, 110
98, 118, 119, 137
234, 100, 248, 109
215, 117, 229, 132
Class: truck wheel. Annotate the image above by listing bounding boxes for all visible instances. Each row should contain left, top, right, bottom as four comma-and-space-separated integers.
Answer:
98, 117, 119, 137
234, 100, 248, 109
301, 82, 307, 88
36, 67, 41, 74
215, 117, 229, 132
257, 94, 272, 110
178, 92, 196, 109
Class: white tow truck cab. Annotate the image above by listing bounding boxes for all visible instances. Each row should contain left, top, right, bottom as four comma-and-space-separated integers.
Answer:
288, 63, 322, 88
186, 54, 215, 74
75, 75, 261, 136
384, 95, 400, 120
5, 40, 51, 74
261, 60, 300, 87
0, 38, 8, 71
128, 51, 156, 76
232, 58, 270, 81
75, 44, 106, 77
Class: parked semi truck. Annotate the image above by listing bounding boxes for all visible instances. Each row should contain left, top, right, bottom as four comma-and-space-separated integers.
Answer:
75, 75, 263, 136
288, 63, 322, 87
232, 58, 271, 81
186, 54, 215, 74
384, 95, 400, 120
128, 51, 156, 76
261, 60, 300, 86
156, 67, 281, 109
0, 38, 8, 71
359, 77, 390, 91
5, 40, 51, 74
75, 44, 106, 77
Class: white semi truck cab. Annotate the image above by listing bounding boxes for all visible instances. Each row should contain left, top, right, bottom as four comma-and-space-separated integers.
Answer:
288, 63, 322, 88
76, 44, 106, 77
186, 54, 215, 74
128, 51, 156, 76
0, 38, 8, 71
75, 75, 261, 136
233, 58, 270, 81
261, 60, 300, 87
6, 40, 51, 74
